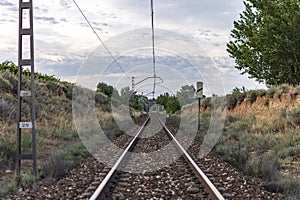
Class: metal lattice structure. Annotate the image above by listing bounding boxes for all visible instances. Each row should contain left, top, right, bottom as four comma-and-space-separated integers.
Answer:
17, 0, 37, 177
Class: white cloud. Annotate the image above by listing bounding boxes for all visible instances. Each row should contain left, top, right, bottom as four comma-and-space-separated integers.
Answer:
0, 0, 267, 96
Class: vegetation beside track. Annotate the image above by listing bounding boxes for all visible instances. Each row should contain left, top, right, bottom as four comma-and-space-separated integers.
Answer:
0, 61, 136, 197
177, 85, 300, 198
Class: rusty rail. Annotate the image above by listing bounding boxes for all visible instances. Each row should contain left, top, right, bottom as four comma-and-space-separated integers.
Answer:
90, 116, 150, 200
157, 116, 224, 200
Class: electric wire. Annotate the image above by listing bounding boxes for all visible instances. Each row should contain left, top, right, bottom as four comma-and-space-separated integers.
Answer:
151, 0, 156, 99
72, 0, 130, 79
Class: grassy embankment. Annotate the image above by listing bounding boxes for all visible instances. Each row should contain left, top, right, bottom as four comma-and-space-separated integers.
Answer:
0, 61, 122, 196
181, 84, 300, 198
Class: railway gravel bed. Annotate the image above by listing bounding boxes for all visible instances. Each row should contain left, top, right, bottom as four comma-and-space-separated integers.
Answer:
101, 114, 211, 199
4, 114, 285, 199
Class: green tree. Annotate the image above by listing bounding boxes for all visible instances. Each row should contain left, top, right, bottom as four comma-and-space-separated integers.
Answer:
156, 93, 180, 113
227, 0, 300, 86
166, 96, 180, 113
118, 87, 149, 112
176, 85, 195, 105
156, 92, 170, 108
96, 82, 115, 98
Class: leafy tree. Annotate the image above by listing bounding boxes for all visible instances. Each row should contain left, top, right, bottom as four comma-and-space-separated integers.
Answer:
119, 86, 132, 106
165, 96, 180, 113
96, 82, 115, 98
156, 92, 170, 108
118, 86, 149, 112
0, 60, 60, 82
130, 94, 149, 112
156, 93, 180, 113
120, 86, 131, 96
176, 85, 195, 105
227, 0, 300, 86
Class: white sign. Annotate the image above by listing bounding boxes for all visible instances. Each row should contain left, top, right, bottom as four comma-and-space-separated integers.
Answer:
19, 122, 33, 129
196, 81, 203, 98
20, 90, 31, 97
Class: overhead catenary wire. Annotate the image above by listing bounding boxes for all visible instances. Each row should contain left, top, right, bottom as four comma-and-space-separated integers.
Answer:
72, 0, 130, 80
151, 0, 156, 99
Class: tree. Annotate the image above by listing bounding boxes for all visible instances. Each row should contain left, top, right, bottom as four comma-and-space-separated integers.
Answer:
96, 82, 115, 98
156, 92, 170, 107
156, 93, 180, 113
166, 96, 180, 113
176, 85, 195, 105
118, 86, 149, 112
227, 0, 300, 86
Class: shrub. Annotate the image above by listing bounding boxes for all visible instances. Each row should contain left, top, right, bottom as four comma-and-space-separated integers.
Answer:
21, 133, 32, 152
226, 94, 237, 110
271, 118, 285, 132
114, 129, 124, 138
201, 97, 211, 109
0, 76, 12, 92
43, 153, 73, 179
231, 116, 255, 133
245, 151, 279, 180
256, 89, 267, 97
0, 136, 16, 165
95, 91, 109, 105
51, 129, 74, 141
42, 141, 89, 179
267, 86, 277, 98
0, 99, 16, 122
245, 89, 266, 103
274, 84, 293, 98
287, 106, 300, 126
277, 84, 292, 94
226, 89, 247, 110
246, 90, 258, 103
279, 108, 287, 118
0, 175, 18, 197
21, 172, 35, 188
225, 115, 239, 126
292, 85, 300, 95
237, 92, 246, 104
277, 145, 300, 159
216, 143, 248, 170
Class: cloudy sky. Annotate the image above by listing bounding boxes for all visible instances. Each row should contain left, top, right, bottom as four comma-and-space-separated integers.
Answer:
0, 0, 266, 96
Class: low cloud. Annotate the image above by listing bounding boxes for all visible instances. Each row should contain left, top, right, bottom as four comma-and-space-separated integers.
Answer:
60, 0, 72, 9
0, 18, 16, 23
0, 0, 14, 6
1, 0, 259, 96
34, 16, 59, 24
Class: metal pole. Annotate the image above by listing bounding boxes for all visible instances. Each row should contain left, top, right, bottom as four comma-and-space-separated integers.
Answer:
29, 0, 37, 177
132, 76, 135, 91
17, 0, 22, 177
17, 0, 37, 178
198, 98, 200, 131
151, 0, 156, 99
196, 81, 203, 131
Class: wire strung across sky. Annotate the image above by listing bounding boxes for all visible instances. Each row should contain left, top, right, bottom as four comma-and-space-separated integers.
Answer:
72, 0, 161, 98
72, 0, 131, 80
150, 0, 157, 99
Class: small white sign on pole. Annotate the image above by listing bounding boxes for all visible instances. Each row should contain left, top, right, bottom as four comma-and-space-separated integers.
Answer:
19, 122, 33, 129
20, 90, 31, 97
196, 81, 203, 98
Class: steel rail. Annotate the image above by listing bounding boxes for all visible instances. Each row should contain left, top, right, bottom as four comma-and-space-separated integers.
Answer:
157, 116, 225, 200
90, 117, 150, 200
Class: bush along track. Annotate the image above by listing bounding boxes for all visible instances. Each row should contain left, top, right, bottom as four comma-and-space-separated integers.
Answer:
194, 87, 300, 198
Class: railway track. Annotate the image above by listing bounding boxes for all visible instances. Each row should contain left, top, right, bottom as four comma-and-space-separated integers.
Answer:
90, 113, 224, 199
4, 114, 282, 199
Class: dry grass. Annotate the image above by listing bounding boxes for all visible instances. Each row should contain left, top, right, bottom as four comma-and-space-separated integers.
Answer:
181, 86, 300, 197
